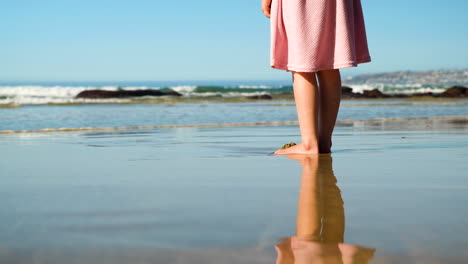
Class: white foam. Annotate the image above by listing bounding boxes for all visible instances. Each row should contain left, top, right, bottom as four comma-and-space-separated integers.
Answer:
168, 86, 197, 93
238, 85, 274, 89
0, 85, 160, 105
342, 83, 448, 94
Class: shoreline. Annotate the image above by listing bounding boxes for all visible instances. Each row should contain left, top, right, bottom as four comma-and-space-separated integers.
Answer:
1, 115, 466, 135
1, 95, 467, 109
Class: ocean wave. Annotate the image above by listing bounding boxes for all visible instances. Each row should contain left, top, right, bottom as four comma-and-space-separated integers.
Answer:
0, 83, 461, 105
0, 85, 294, 105
167, 85, 198, 93
342, 83, 449, 94
0, 85, 163, 105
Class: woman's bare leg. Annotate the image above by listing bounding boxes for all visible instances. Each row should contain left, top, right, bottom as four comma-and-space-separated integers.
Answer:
274, 72, 320, 155
316, 69, 342, 153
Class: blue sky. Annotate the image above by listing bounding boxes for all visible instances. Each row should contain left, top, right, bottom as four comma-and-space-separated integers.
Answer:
1, 0, 467, 82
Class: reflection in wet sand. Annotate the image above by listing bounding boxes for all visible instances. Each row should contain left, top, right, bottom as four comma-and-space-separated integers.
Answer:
276, 154, 375, 264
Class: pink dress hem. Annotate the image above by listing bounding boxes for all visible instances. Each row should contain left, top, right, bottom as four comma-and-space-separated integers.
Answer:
271, 56, 371, 73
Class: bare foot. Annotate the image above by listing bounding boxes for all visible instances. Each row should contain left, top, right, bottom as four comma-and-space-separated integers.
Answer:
274, 143, 319, 155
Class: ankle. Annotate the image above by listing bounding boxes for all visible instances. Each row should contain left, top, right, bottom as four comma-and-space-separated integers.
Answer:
302, 141, 319, 151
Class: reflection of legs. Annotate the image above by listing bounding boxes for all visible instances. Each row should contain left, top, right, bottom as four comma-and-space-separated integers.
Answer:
295, 155, 321, 239
274, 72, 320, 155
319, 154, 345, 242
293, 154, 344, 242
286, 154, 344, 264
317, 69, 342, 153
276, 154, 374, 264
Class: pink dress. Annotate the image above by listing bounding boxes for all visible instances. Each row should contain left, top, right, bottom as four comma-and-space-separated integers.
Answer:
270, 0, 371, 72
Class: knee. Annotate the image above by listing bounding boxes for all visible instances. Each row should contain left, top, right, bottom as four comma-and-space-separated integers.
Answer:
293, 72, 317, 83
317, 69, 341, 83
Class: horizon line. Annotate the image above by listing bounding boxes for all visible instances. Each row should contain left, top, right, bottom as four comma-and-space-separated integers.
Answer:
0, 67, 467, 84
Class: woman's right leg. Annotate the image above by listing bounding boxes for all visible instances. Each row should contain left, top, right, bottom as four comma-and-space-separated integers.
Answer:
316, 69, 342, 153
274, 71, 320, 155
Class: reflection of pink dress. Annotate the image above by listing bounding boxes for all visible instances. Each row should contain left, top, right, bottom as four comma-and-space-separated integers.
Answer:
270, 0, 372, 72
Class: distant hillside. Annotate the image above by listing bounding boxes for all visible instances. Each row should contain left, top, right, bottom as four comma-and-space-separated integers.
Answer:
344, 69, 468, 86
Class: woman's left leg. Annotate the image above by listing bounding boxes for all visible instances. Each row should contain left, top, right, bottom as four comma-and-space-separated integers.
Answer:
274, 72, 320, 155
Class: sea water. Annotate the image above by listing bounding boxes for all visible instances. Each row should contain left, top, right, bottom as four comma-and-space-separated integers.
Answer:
1, 81, 467, 132
0, 124, 467, 263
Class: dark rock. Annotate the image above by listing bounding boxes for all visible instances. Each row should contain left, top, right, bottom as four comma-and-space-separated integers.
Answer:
391, 93, 410, 98
362, 88, 389, 98
76, 89, 182, 99
247, 94, 273, 100
438, 86, 467, 97
341, 86, 354, 94
341, 86, 364, 98
341, 87, 391, 98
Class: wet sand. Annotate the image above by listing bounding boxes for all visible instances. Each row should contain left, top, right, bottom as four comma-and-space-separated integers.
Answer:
0, 117, 467, 263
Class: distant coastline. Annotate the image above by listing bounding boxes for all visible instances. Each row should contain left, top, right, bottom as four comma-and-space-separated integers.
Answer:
345, 69, 468, 86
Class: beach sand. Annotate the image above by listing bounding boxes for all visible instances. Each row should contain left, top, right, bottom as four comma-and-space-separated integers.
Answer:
1, 116, 467, 263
